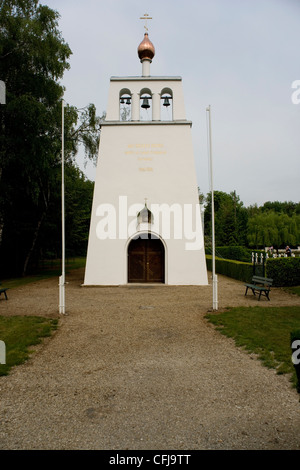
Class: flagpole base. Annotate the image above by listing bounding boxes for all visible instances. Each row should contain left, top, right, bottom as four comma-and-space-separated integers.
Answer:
213, 274, 218, 310
59, 275, 66, 315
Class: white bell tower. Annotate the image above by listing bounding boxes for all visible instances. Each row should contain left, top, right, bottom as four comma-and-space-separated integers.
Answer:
83, 21, 208, 286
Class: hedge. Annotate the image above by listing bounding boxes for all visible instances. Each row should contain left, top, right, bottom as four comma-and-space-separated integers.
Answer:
266, 258, 300, 287
206, 255, 253, 283
206, 255, 300, 286
206, 246, 252, 263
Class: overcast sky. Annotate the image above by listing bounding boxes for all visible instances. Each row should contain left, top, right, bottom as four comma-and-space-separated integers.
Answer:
42, 0, 300, 207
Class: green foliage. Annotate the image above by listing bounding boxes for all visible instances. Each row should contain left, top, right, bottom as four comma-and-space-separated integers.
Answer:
64, 167, 94, 257
206, 306, 300, 389
206, 246, 252, 262
202, 191, 299, 253
36, 165, 94, 262
0, 315, 58, 376
0, 1, 101, 277
205, 252, 300, 287
204, 190, 248, 247
247, 210, 300, 249
206, 255, 253, 282
260, 201, 300, 217
266, 258, 300, 287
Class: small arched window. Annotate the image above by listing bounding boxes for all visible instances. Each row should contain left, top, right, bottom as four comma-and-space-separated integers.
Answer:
137, 202, 154, 225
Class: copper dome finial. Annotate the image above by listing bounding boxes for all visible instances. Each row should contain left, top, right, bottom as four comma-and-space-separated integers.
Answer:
137, 32, 155, 62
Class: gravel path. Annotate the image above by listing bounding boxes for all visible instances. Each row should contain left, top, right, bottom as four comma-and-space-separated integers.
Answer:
0, 269, 300, 450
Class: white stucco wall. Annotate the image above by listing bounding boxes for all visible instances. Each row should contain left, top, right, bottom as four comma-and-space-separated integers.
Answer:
84, 123, 208, 285
83, 75, 208, 286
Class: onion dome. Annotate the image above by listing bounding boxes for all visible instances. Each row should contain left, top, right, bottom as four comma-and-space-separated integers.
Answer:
138, 33, 155, 62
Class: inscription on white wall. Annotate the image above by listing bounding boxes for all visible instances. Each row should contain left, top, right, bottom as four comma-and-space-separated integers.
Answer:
124, 143, 167, 172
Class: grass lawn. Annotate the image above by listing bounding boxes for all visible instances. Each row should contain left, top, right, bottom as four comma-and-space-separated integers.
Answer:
0, 316, 58, 376
206, 306, 300, 389
0, 258, 85, 376
285, 286, 300, 297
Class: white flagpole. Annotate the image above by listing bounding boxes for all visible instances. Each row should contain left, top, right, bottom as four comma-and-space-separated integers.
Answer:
59, 98, 66, 314
0, 80, 6, 104
206, 105, 218, 310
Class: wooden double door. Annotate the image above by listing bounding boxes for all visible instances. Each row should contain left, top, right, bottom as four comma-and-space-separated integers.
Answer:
128, 235, 165, 283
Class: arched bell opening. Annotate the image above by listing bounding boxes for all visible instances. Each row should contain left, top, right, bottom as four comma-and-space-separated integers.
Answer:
140, 88, 152, 121
119, 89, 132, 121
160, 87, 173, 121
127, 233, 165, 283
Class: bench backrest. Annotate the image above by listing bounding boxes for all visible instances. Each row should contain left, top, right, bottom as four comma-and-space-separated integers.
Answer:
252, 276, 273, 286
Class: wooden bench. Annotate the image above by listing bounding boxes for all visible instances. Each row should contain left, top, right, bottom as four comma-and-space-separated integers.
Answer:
0, 284, 8, 300
244, 276, 273, 301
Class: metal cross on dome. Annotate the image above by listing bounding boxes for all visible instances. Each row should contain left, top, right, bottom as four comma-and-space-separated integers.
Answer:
140, 13, 152, 32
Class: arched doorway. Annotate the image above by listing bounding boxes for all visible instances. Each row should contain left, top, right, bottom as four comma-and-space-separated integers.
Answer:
128, 234, 165, 283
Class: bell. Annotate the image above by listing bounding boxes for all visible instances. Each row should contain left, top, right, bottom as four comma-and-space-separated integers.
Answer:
126, 98, 131, 105
163, 97, 170, 107
120, 98, 125, 104
141, 97, 150, 109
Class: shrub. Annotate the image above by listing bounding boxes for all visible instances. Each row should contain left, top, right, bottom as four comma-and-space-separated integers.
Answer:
266, 258, 300, 286
206, 246, 252, 262
206, 255, 253, 282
